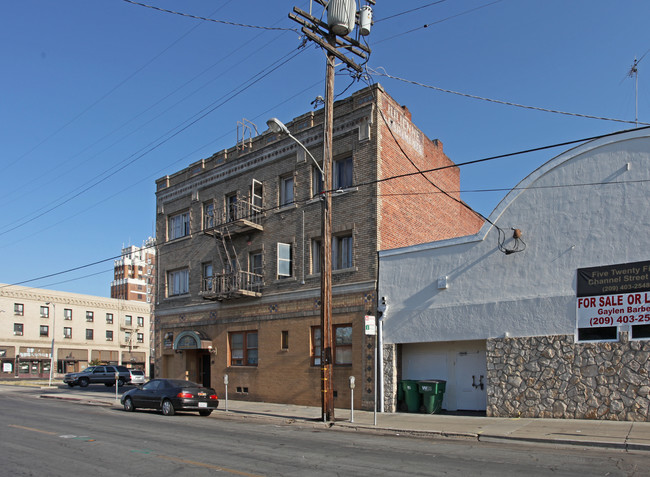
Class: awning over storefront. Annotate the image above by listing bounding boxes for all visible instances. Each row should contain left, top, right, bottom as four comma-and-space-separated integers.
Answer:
19, 347, 51, 359
122, 351, 146, 363
173, 330, 213, 351
0, 347, 16, 359
58, 348, 88, 361
91, 350, 118, 362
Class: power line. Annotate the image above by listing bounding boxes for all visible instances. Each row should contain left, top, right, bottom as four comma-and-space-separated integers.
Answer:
8, 125, 649, 289
374, 0, 504, 45
0, 46, 306, 238
355, 126, 650, 190
0, 78, 325, 253
122, 0, 298, 32
3, 3, 234, 174
369, 67, 650, 126
374, 1, 446, 23
378, 178, 650, 197
2, 4, 293, 212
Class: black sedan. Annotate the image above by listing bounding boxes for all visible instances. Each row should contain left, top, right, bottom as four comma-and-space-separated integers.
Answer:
121, 379, 219, 416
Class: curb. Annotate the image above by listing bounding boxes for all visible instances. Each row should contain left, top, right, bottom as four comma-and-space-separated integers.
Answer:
34, 393, 650, 452
333, 423, 479, 441
40, 394, 117, 407
479, 434, 650, 453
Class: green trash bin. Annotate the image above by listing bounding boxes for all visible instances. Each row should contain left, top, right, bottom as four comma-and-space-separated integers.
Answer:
418, 380, 446, 414
399, 380, 421, 413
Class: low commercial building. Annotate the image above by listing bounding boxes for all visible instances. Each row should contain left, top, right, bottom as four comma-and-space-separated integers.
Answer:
0, 284, 151, 378
378, 128, 650, 420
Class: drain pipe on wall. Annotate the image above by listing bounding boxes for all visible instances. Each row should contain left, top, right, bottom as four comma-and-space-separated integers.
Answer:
301, 210, 305, 285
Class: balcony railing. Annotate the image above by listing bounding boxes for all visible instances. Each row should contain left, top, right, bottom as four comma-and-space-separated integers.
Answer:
202, 270, 263, 300
204, 196, 263, 235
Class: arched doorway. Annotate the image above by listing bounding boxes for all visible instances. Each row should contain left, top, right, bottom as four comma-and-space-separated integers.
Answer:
173, 330, 214, 388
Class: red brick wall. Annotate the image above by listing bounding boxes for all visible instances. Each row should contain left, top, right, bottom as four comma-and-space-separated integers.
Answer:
377, 93, 483, 250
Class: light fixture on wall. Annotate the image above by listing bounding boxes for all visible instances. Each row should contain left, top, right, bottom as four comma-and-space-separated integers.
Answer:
498, 227, 526, 255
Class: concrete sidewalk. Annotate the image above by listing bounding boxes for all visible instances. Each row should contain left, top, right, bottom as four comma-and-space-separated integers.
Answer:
26, 384, 650, 452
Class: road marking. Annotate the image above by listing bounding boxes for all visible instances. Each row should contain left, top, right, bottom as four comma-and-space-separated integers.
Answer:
157, 455, 263, 476
8, 424, 56, 435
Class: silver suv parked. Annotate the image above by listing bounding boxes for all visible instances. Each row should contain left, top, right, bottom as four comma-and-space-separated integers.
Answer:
129, 369, 146, 385
64, 365, 132, 387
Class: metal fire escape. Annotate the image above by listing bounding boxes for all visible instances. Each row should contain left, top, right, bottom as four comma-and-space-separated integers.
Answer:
203, 183, 264, 300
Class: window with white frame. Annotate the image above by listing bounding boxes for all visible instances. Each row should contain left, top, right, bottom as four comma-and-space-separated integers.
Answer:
277, 243, 292, 279
14, 303, 24, 316
333, 234, 353, 270
137, 333, 144, 343
40, 306, 49, 318
137, 316, 144, 327
280, 175, 294, 207
125, 315, 132, 326
169, 211, 190, 240
168, 268, 189, 296
334, 156, 353, 189
63, 327, 72, 339
106, 313, 113, 324
64, 308, 72, 320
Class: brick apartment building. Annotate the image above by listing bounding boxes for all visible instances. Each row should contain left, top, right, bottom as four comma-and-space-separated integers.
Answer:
154, 84, 482, 409
111, 238, 156, 304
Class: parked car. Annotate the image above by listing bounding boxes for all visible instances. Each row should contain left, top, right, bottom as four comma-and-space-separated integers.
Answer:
121, 379, 219, 416
64, 365, 132, 387
129, 369, 146, 385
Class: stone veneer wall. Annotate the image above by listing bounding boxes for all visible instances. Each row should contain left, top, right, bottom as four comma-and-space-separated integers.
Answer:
487, 333, 650, 421
382, 343, 398, 412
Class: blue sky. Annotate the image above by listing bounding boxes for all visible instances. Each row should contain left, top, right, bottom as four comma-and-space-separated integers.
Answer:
2, 0, 649, 297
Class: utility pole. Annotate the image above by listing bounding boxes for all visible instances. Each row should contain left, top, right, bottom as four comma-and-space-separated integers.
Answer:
289, 0, 374, 422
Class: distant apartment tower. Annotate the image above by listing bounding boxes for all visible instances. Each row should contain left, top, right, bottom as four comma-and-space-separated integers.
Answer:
111, 238, 156, 303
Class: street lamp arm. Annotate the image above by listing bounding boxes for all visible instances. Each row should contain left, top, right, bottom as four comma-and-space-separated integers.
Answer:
267, 117, 324, 178
287, 132, 324, 178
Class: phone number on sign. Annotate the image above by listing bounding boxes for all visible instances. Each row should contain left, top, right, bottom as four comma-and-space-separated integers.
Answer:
590, 314, 650, 326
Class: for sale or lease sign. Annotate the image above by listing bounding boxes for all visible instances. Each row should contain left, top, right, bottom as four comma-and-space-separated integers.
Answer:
576, 260, 650, 328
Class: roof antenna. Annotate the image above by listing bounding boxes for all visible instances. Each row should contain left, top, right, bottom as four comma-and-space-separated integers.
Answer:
626, 49, 649, 127
627, 57, 639, 127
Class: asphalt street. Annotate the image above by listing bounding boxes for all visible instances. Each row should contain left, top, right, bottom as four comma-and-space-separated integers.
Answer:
0, 386, 647, 476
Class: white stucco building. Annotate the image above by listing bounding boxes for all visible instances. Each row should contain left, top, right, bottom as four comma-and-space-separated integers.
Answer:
378, 128, 650, 421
